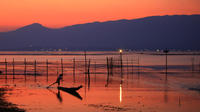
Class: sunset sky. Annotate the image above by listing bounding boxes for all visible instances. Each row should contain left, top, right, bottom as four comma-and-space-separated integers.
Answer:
0, 0, 199, 32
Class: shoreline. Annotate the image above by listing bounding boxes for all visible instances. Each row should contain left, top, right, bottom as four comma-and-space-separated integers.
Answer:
0, 87, 25, 112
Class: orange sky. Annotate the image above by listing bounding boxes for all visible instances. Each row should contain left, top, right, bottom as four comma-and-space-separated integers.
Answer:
0, 0, 200, 32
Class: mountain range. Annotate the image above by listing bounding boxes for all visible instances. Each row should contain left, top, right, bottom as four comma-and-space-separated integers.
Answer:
0, 15, 200, 51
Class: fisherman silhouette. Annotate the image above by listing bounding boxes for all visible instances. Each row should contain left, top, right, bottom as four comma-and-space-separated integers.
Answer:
56, 74, 63, 86
47, 74, 63, 88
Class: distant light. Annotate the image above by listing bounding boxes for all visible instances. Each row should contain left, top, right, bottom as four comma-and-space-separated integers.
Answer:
119, 49, 123, 53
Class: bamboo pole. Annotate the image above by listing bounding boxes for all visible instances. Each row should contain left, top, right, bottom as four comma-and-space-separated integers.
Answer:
191, 57, 194, 72
131, 58, 134, 75
57, 63, 59, 76
127, 58, 129, 79
110, 57, 113, 76
119, 50, 123, 84
166, 53, 168, 75
164, 50, 169, 80
106, 57, 110, 87
137, 56, 140, 80
199, 61, 200, 73
120, 51, 123, 75
106, 57, 110, 76
87, 59, 91, 90
84, 51, 87, 88
34, 60, 37, 81
24, 58, 27, 80
94, 61, 96, 82
84, 51, 87, 75
5, 58, 7, 79
61, 58, 64, 75
73, 58, 76, 83
46, 59, 48, 82
12, 58, 15, 79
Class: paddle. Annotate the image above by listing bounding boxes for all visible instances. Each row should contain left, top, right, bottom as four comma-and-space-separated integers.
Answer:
47, 82, 57, 88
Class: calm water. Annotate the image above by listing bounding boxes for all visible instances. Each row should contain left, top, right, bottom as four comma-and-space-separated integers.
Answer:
0, 51, 200, 112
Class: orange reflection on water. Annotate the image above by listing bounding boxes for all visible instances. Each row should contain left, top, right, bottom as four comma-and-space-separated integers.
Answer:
0, 51, 200, 112
120, 84, 122, 103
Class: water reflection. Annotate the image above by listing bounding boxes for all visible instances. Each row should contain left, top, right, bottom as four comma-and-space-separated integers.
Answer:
164, 77, 168, 103
58, 86, 83, 100
0, 51, 200, 112
120, 84, 122, 103
179, 96, 181, 107
47, 88, 63, 103
47, 86, 83, 103
164, 58, 169, 104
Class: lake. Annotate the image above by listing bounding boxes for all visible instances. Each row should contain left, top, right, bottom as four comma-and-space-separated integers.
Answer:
0, 51, 200, 112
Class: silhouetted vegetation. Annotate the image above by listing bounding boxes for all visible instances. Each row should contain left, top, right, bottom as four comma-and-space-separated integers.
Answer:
0, 88, 25, 112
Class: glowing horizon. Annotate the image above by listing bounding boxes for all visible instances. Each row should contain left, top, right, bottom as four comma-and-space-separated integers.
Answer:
0, 0, 200, 32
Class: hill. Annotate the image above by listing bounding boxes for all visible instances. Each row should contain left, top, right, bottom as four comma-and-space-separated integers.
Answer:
0, 15, 200, 51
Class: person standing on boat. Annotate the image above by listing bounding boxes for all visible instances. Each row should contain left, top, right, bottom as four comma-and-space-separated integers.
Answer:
47, 74, 63, 88
56, 74, 63, 86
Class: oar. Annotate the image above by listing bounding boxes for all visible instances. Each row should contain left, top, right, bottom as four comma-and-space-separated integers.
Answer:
47, 82, 57, 88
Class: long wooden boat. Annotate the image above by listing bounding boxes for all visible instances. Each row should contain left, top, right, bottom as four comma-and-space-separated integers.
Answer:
57, 85, 83, 100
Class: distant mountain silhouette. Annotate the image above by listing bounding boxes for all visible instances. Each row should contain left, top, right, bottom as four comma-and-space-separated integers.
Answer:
15, 23, 50, 32
0, 15, 200, 51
